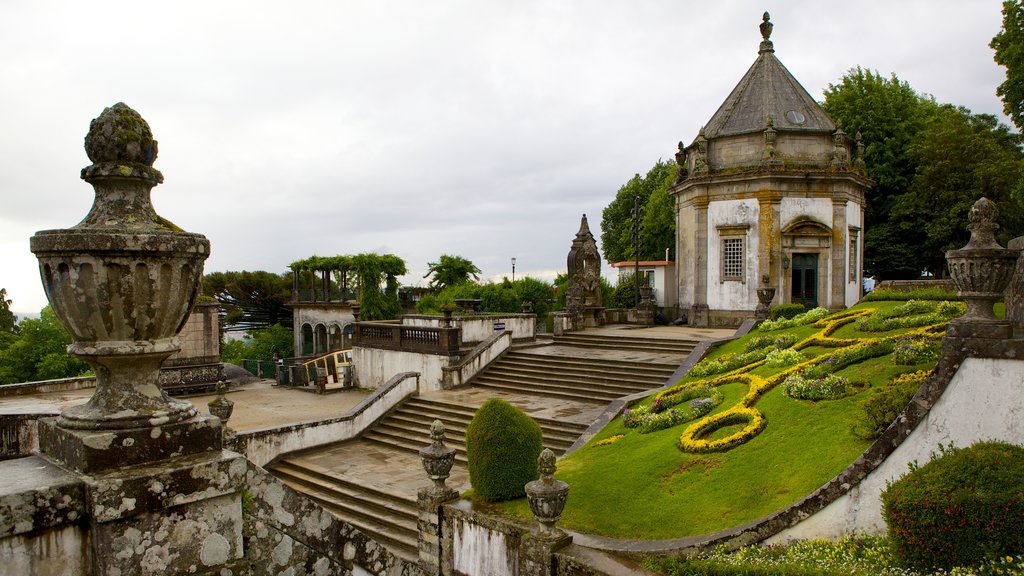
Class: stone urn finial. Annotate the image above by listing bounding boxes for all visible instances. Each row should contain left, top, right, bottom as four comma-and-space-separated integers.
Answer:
419, 419, 457, 499
946, 197, 1020, 333
525, 448, 570, 538
208, 380, 234, 424
30, 103, 210, 431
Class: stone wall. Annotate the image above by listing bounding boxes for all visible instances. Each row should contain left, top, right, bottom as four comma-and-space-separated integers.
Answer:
233, 371, 420, 467
403, 313, 536, 344
441, 331, 511, 389
353, 347, 455, 392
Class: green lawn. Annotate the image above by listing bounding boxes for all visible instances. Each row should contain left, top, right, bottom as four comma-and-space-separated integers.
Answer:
491, 299, 957, 539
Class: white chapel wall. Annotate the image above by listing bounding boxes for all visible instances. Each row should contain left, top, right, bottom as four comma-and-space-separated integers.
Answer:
845, 201, 864, 306
780, 197, 832, 230
707, 198, 759, 311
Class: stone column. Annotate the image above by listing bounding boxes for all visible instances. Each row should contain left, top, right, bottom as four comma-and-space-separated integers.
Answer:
417, 420, 459, 575
691, 195, 710, 326
29, 103, 247, 576
830, 198, 848, 311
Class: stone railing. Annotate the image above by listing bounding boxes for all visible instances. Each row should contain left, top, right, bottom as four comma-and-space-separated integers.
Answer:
354, 321, 460, 355
441, 330, 512, 389
232, 371, 420, 466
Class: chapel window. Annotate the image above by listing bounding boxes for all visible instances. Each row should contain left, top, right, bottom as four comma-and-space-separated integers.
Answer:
722, 237, 745, 281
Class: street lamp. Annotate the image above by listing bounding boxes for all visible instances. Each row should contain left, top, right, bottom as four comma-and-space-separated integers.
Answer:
511, 257, 517, 283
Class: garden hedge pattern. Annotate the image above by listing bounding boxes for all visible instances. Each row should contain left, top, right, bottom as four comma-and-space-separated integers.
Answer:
637, 302, 958, 453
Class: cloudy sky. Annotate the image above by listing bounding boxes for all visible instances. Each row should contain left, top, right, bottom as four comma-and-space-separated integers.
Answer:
0, 1, 1008, 316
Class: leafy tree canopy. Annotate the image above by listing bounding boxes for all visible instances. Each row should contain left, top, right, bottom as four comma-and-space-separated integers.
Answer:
290, 253, 408, 321
220, 324, 295, 365
202, 271, 293, 331
993, 1, 1024, 131
823, 68, 1024, 278
0, 306, 89, 385
600, 160, 677, 264
0, 288, 17, 334
416, 277, 556, 319
423, 254, 481, 290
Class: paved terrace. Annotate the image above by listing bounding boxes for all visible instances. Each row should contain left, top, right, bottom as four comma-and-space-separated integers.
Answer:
2, 323, 734, 494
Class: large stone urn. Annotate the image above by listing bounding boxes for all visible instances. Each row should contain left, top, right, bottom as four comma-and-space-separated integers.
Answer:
31, 103, 218, 471
945, 197, 1020, 338
419, 419, 458, 499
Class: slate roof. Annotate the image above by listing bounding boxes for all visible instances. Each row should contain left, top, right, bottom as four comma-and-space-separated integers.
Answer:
703, 17, 835, 139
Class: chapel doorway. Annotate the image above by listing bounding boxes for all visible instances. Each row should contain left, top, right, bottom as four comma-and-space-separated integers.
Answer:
791, 253, 818, 308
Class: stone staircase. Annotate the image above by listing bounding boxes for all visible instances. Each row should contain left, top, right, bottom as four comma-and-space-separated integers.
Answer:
268, 459, 421, 561
554, 332, 698, 356
267, 330, 701, 562
471, 350, 679, 403
362, 396, 590, 464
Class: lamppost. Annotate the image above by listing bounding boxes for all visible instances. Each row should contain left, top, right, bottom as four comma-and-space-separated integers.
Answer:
512, 257, 517, 283
631, 195, 643, 307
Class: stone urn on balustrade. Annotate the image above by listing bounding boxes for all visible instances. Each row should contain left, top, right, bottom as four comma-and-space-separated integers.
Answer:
945, 197, 1021, 339
30, 104, 217, 472
755, 275, 776, 321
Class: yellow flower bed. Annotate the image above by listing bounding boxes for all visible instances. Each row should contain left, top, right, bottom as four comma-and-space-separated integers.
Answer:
660, 307, 952, 454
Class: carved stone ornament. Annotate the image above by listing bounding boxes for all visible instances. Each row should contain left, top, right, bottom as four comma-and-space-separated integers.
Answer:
692, 127, 709, 176
31, 103, 210, 430
208, 380, 234, 423
566, 214, 603, 318
525, 448, 570, 538
419, 419, 457, 498
946, 197, 1020, 323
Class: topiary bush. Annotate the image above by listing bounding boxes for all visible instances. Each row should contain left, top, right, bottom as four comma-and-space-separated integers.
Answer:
882, 441, 1024, 571
465, 398, 544, 502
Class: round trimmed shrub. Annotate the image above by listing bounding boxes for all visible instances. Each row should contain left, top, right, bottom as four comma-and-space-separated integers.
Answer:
770, 303, 805, 321
881, 441, 1024, 571
465, 398, 543, 502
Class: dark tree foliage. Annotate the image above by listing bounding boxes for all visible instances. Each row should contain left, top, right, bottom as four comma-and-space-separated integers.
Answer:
423, 254, 481, 290
600, 160, 677, 264
993, 1, 1024, 131
823, 68, 937, 279
891, 105, 1024, 275
202, 271, 293, 331
0, 306, 90, 385
416, 277, 557, 319
220, 324, 295, 365
0, 288, 17, 334
824, 69, 1024, 279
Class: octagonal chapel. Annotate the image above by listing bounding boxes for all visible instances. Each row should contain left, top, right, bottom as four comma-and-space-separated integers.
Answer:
672, 13, 872, 327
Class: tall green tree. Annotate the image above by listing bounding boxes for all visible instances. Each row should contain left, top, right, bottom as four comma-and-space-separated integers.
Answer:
993, 0, 1024, 131
891, 105, 1024, 275
0, 288, 17, 334
0, 306, 89, 385
822, 68, 938, 278
202, 271, 293, 331
600, 160, 677, 264
424, 255, 481, 289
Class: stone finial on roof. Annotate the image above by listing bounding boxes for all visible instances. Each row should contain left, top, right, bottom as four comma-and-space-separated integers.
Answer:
759, 12, 774, 53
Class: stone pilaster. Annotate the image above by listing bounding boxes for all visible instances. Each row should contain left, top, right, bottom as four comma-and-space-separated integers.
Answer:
691, 195, 710, 326
830, 199, 848, 311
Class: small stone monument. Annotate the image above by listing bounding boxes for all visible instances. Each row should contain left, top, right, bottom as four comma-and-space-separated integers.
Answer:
566, 214, 604, 329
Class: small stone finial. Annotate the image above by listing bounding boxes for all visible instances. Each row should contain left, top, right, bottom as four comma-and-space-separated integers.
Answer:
419, 419, 457, 498
430, 419, 446, 444
759, 12, 774, 53
965, 197, 1000, 249
854, 132, 867, 172
82, 103, 162, 183
525, 448, 570, 539
674, 141, 688, 182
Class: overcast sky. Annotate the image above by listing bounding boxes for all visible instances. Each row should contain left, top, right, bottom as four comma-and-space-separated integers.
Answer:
0, 1, 1009, 316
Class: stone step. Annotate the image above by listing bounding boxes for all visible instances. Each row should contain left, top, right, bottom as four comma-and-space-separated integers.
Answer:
471, 378, 625, 404
267, 461, 419, 561
489, 361, 675, 383
502, 352, 679, 372
402, 398, 590, 436
553, 334, 697, 354
385, 413, 583, 447
477, 367, 663, 394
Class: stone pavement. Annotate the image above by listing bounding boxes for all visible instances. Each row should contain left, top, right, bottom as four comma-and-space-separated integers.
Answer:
0, 380, 371, 433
